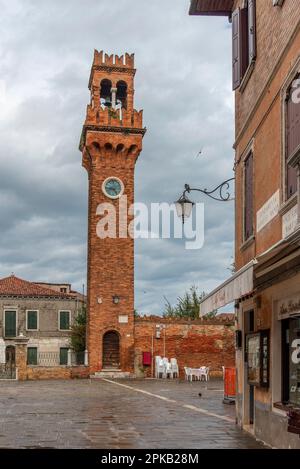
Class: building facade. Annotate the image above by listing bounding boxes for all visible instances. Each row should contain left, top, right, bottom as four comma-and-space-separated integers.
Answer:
0, 275, 84, 377
80, 51, 146, 375
191, 0, 300, 448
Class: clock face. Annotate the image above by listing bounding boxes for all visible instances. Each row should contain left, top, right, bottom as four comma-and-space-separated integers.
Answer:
102, 177, 124, 199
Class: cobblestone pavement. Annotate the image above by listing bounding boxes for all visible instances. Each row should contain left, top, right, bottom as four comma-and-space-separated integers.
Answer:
0, 379, 264, 449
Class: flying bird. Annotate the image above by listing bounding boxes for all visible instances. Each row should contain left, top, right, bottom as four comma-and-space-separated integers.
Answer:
196, 148, 204, 158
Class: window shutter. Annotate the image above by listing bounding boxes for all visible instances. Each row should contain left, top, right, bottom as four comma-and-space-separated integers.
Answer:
27, 311, 38, 330
60, 348, 69, 365
5, 311, 16, 337
287, 81, 300, 159
27, 348, 37, 365
244, 153, 254, 240
248, 0, 256, 62
232, 8, 241, 90
60, 311, 70, 330
286, 81, 300, 198
240, 8, 249, 77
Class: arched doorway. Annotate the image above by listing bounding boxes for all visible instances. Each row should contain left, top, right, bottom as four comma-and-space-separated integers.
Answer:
103, 331, 120, 369
3, 346, 16, 379
6, 345, 15, 365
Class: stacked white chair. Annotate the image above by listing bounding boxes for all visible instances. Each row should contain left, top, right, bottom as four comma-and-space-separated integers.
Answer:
170, 358, 179, 378
155, 356, 164, 378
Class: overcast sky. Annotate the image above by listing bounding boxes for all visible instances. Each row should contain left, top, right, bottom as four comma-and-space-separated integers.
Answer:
0, 0, 234, 315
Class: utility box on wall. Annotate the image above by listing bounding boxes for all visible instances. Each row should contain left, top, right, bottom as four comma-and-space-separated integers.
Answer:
142, 352, 151, 366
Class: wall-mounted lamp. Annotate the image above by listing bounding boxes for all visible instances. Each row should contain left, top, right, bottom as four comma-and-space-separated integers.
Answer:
112, 295, 120, 305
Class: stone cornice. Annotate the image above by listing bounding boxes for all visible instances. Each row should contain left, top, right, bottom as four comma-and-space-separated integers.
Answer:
79, 124, 147, 150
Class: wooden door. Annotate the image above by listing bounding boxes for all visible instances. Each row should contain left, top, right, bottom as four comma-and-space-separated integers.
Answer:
103, 331, 120, 369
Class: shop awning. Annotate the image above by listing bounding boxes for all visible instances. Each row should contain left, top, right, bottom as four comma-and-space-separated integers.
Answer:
199, 260, 256, 316
189, 0, 234, 16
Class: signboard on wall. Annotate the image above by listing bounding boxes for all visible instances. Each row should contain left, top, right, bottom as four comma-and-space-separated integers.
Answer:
282, 204, 298, 239
278, 294, 300, 320
256, 190, 280, 233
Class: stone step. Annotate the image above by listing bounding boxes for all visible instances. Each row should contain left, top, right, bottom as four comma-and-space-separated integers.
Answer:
90, 370, 135, 379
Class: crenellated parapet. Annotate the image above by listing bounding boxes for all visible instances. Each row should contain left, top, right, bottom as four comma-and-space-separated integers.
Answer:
84, 105, 144, 129
80, 50, 146, 157
92, 50, 135, 69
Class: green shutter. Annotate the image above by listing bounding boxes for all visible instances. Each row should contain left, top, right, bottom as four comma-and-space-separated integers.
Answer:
27, 347, 37, 365
5, 311, 16, 337
27, 311, 38, 330
60, 311, 70, 330
60, 348, 69, 365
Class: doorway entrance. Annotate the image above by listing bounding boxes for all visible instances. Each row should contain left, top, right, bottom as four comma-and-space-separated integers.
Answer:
244, 309, 255, 429
103, 331, 120, 369
0, 345, 16, 379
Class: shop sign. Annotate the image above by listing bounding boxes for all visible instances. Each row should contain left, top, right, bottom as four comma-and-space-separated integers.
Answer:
282, 204, 298, 239
278, 294, 300, 320
256, 190, 280, 233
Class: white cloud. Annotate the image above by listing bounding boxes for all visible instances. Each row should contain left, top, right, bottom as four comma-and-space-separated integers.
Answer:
0, 0, 234, 314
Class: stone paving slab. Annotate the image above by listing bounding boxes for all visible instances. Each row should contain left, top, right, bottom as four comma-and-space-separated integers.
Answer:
0, 379, 264, 449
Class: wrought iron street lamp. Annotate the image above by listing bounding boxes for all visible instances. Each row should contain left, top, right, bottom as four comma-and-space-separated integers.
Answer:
175, 178, 235, 224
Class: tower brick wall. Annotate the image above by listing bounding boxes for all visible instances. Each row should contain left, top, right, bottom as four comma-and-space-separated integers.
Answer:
80, 50, 146, 374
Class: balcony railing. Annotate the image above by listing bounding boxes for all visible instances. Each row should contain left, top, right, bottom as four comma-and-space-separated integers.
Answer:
28, 351, 85, 367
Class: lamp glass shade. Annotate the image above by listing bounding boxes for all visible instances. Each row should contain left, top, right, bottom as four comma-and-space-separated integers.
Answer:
183, 201, 193, 219
175, 195, 194, 220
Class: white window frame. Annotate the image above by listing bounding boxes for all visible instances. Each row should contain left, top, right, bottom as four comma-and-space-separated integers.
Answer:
26, 310, 39, 331
3, 308, 18, 337
58, 310, 71, 331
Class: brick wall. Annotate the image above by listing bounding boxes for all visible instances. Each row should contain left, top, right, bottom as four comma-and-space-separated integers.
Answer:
234, 0, 300, 138
134, 317, 235, 378
25, 366, 89, 380
234, 3, 300, 270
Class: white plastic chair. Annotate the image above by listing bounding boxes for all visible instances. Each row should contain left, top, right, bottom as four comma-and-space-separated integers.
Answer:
162, 357, 170, 379
200, 367, 210, 381
170, 358, 179, 378
184, 367, 192, 381
165, 361, 173, 379
155, 356, 164, 378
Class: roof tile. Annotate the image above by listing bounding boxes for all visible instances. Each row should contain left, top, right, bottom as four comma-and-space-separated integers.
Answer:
0, 275, 73, 298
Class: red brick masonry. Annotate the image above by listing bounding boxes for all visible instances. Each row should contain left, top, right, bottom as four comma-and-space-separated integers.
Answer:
134, 316, 235, 378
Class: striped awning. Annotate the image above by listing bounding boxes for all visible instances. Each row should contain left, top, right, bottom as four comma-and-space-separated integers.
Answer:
189, 0, 234, 16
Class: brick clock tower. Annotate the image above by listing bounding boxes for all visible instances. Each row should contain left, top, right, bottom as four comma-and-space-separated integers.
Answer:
79, 50, 146, 375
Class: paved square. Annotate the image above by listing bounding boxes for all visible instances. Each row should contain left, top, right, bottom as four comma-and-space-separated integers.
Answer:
0, 379, 263, 448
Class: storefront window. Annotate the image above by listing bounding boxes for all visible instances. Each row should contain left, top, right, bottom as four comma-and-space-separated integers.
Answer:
289, 318, 300, 407
246, 330, 270, 388
282, 317, 300, 407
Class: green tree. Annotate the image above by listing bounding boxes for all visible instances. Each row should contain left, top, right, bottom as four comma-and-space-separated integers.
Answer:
71, 305, 87, 353
163, 286, 208, 320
